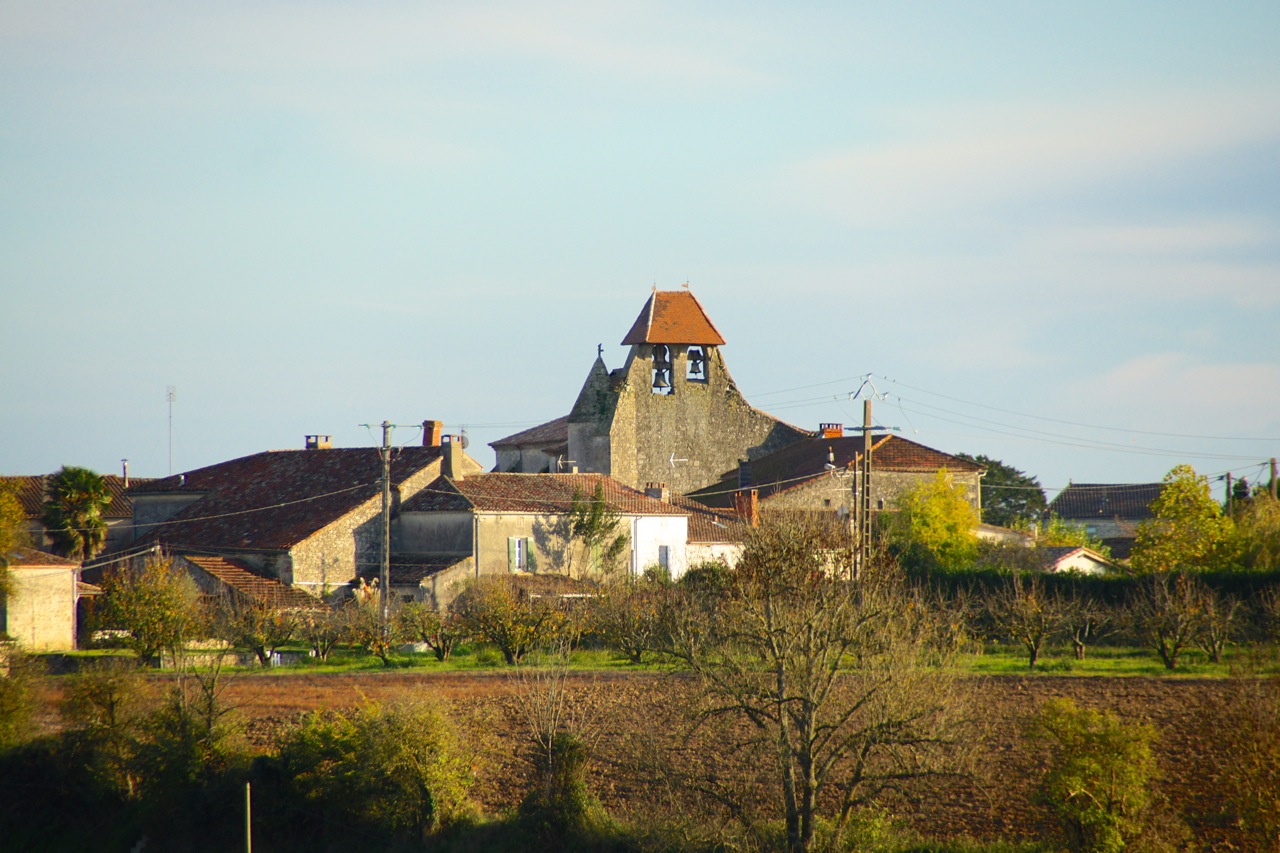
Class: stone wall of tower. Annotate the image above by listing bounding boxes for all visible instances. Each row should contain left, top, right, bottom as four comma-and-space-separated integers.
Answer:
604, 345, 807, 494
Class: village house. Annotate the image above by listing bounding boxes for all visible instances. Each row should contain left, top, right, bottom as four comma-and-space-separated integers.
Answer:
686, 429, 984, 518
118, 422, 482, 601
383, 472, 695, 607
492, 288, 811, 495
1046, 482, 1164, 559
1, 547, 80, 651
2, 473, 150, 557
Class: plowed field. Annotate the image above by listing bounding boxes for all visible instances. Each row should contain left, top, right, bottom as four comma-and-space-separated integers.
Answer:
34, 671, 1250, 846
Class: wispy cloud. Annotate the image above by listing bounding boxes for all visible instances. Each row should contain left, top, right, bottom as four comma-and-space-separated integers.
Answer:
776, 90, 1280, 226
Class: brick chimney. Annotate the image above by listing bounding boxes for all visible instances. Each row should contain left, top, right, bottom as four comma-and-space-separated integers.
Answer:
734, 489, 759, 527
820, 422, 843, 439
422, 420, 444, 448
304, 435, 332, 450
644, 482, 669, 502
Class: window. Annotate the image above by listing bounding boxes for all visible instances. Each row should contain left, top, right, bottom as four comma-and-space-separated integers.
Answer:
657, 545, 670, 570
508, 536, 537, 571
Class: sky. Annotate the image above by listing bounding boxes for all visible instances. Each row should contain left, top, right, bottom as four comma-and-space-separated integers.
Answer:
2, 2, 1278, 502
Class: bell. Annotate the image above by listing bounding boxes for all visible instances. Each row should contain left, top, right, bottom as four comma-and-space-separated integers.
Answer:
688, 348, 704, 375
653, 368, 670, 389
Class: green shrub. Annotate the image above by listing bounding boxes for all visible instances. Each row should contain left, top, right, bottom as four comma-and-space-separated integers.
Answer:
1035, 698, 1159, 852
275, 699, 475, 843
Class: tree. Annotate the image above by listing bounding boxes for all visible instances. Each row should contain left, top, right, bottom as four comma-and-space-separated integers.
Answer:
215, 598, 299, 667
564, 483, 629, 577
41, 466, 113, 561
1131, 464, 1234, 574
589, 573, 666, 664
0, 481, 28, 605
884, 469, 980, 572
452, 576, 566, 665
665, 516, 971, 853
1128, 572, 1207, 670
296, 605, 347, 662
985, 573, 1069, 669
1063, 590, 1116, 661
98, 557, 204, 664
955, 453, 1047, 527
1036, 698, 1160, 853
397, 601, 469, 661
1228, 493, 1280, 572
274, 700, 474, 842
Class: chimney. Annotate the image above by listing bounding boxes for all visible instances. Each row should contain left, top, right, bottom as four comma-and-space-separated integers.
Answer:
305, 435, 332, 450
442, 434, 464, 479
644, 482, 669, 502
734, 489, 759, 527
422, 420, 444, 448
121, 458, 129, 489
820, 423, 843, 439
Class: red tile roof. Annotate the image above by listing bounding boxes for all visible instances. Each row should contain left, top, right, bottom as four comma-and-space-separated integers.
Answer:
688, 435, 982, 507
3, 546, 79, 567
2, 474, 150, 519
666, 493, 747, 543
401, 473, 689, 516
620, 290, 727, 346
490, 415, 570, 448
181, 555, 324, 609
132, 447, 444, 551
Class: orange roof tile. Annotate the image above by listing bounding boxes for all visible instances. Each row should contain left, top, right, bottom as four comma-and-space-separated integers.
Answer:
620, 290, 726, 346
181, 555, 324, 609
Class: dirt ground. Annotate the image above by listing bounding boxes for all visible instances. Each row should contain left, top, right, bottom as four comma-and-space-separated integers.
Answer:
33, 670, 1249, 847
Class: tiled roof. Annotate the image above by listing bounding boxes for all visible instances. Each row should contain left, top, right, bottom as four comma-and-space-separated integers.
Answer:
3, 546, 79, 567
1047, 483, 1163, 521
181, 555, 324, 609
133, 447, 444, 551
401, 473, 689, 516
666, 494, 747, 543
363, 553, 471, 585
620, 290, 727, 346
688, 435, 983, 507
1, 474, 149, 519
490, 416, 570, 448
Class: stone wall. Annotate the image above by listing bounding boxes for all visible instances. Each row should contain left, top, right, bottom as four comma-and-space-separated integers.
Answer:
2, 565, 77, 650
569, 346, 808, 494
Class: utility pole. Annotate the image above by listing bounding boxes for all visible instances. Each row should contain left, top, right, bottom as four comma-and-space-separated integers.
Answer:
379, 420, 392, 634
853, 399, 874, 579
1272, 458, 1278, 501
1226, 472, 1233, 514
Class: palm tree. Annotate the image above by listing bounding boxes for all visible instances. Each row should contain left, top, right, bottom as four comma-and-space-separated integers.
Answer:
42, 466, 112, 561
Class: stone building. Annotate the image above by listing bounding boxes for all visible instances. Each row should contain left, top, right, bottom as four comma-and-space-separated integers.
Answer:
121, 423, 482, 600
492, 288, 810, 494
2, 473, 151, 557
385, 472, 692, 606
1, 547, 80, 650
687, 430, 984, 518
1045, 482, 1164, 559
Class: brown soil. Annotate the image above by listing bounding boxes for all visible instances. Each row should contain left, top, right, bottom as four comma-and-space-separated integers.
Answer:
34, 671, 1248, 846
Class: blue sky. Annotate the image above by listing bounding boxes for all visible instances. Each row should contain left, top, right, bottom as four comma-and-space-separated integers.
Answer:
3, 2, 1278, 500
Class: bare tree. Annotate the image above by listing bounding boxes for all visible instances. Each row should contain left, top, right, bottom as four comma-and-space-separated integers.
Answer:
397, 601, 470, 662
985, 573, 1070, 669
1194, 587, 1242, 664
664, 516, 972, 853
1128, 572, 1206, 670
1063, 589, 1116, 661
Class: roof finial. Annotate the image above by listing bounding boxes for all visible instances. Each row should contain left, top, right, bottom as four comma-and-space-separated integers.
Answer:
681, 280, 690, 289
597, 343, 603, 358
651, 283, 657, 293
